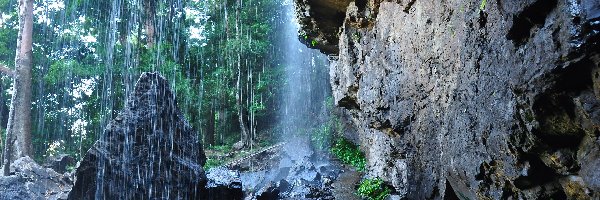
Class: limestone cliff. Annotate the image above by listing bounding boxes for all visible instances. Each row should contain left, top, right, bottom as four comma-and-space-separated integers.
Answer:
296, 0, 600, 199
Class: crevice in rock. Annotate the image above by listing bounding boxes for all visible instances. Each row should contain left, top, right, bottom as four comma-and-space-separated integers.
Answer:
506, 0, 558, 46
338, 96, 360, 110
403, 0, 417, 13
532, 58, 594, 149
478, 11, 488, 28
501, 180, 518, 199
443, 180, 460, 200
514, 155, 556, 190
355, 0, 368, 12
532, 93, 585, 148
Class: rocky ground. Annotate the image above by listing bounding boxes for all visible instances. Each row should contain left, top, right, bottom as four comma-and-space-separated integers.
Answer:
0, 156, 73, 200
234, 137, 358, 200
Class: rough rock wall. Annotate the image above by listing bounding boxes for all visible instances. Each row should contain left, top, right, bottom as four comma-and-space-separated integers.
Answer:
297, 0, 600, 199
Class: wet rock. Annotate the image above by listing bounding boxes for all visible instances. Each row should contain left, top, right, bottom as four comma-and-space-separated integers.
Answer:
242, 138, 340, 200
68, 72, 207, 199
255, 181, 285, 200
0, 156, 72, 200
296, 0, 600, 199
294, 0, 352, 54
206, 167, 243, 200
44, 154, 76, 174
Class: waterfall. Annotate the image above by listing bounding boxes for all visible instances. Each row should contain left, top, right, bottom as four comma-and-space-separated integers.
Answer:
279, 0, 331, 142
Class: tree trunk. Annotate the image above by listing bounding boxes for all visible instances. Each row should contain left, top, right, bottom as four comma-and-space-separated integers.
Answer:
236, 59, 250, 148
3, 0, 33, 176
143, 0, 156, 48
205, 103, 215, 146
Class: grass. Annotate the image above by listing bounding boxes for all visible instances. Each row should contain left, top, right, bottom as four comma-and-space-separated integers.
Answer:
357, 178, 392, 200
331, 138, 366, 171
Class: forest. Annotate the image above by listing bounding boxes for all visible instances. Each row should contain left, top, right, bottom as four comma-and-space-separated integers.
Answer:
0, 0, 295, 165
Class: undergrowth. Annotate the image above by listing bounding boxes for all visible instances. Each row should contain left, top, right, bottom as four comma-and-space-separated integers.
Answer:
357, 178, 392, 200
331, 138, 366, 171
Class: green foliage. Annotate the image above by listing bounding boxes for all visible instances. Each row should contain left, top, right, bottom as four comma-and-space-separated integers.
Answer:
331, 138, 366, 171
204, 158, 225, 170
66, 164, 76, 173
479, 0, 487, 11
207, 144, 233, 152
310, 96, 345, 151
312, 123, 331, 150
357, 178, 392, 200
0, 0, 286, 164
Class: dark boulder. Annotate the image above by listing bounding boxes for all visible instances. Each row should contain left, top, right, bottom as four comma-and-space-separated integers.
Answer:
44, 154, 76, 174
0, 156, 72, 200
68, 72, 207, 199
254, 180, 294, 200
206, 167, 243, 200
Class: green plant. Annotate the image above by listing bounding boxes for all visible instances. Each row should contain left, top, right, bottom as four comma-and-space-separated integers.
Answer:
352, 33, 361, 41
204, 158, 225, 170
311, 123, 332, 151
331, 138, 366, 171
357, 178, 392, 200
311, 39, 318, 46
479, 0, 487, 11
66, 164, 76, 173
208, 144, 233, 152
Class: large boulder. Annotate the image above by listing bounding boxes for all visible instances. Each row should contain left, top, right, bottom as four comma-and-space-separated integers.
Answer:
68, 72, 207, 199
0, 156, 72, 200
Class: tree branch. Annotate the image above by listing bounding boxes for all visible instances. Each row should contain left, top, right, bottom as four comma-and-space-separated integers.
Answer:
0, 64, 14, 77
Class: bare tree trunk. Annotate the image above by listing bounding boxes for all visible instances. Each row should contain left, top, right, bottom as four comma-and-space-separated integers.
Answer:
3, 0, 33, 176
236, 58, 250, 148
143, 0, 156, 48
205, 102, 215, 146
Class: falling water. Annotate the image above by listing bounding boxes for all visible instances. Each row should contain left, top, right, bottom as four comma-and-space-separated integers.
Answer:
238, 0, 337, 198
279, 0, 331, 141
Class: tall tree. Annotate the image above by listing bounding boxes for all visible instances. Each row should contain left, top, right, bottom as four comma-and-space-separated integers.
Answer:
143, 0, 157, 47
2, 0, 33, 175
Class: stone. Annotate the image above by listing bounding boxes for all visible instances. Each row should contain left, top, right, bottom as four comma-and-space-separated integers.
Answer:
0, 156, 72, 200
295, 0, 600, 199
44, 154, 76, 174
206, 167, 243, 200
68, 72, 207, 199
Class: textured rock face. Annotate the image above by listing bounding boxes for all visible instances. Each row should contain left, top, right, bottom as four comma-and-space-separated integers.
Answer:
0, 156, 72, 200
297, 0, 600, 199
68, 72, 207, 199
295, 0, 352, 54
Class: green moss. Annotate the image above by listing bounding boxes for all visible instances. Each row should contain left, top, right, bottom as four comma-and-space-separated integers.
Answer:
331, 138, 366, 171
357, 178, 392, 200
